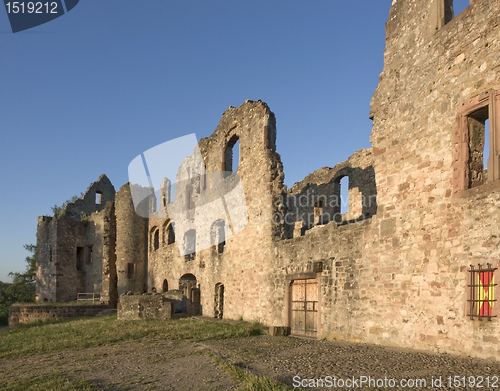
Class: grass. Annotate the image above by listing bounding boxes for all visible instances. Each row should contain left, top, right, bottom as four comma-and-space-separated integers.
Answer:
10, 301, 102, 306
210, 353, 295, 391
2, 371, 100, 391
0, 315, 294, 390
0, 315, 264, 360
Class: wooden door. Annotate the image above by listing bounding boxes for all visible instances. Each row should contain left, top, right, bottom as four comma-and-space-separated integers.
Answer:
290, 279, 318, 337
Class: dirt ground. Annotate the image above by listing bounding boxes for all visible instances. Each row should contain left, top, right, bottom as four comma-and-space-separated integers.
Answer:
3, 333, 500, 390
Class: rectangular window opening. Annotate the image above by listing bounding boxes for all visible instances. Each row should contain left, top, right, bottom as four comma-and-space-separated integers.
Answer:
468, 107, 489, 188
340, 176, 349, 214
96, 192, 102, 205
76, 247, 84, 271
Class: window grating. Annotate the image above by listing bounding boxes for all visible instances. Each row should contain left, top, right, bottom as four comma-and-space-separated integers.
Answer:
467, 263, 497, 320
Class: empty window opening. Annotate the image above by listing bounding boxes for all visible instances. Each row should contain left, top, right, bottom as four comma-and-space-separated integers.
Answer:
163, 221, 175, 245
184, 229, 196, 256
168, 223, 175, 244
484, 119, 490, 171
95, 192, 102, 205
211, 220, 226, 254
233, 140, 240, 170
162, 279, 168, 293
453, 0, 469, 17
214, 283, 224, 319
224, 136, 240, 173
151, 227, 159, 251
76, 247, 84, 271
340, 176, 349, 214
468, 106, 489, 188
127, 263, 135, 279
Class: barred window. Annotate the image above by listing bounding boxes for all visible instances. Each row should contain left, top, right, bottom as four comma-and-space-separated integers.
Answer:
467, 263, 497, 320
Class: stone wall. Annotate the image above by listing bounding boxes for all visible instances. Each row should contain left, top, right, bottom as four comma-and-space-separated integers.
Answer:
325, 0, 500, 359
9, 304, 108, 326
117, 293, 174, 320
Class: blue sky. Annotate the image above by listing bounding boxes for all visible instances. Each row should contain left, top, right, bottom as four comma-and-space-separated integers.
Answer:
0, 1, 395, 282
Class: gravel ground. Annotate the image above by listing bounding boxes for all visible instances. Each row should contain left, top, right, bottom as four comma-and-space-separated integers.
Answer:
204, 335, 500, 390
2, 330, 500, 390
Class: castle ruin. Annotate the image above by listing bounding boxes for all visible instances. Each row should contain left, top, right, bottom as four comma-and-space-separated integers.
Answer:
36, 0, 500, 360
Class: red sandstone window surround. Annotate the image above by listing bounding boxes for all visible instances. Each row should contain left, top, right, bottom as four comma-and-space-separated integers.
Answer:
453, 88, 500, 194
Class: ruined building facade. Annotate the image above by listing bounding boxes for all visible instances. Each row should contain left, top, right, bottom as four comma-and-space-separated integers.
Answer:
36, 0, 500, 360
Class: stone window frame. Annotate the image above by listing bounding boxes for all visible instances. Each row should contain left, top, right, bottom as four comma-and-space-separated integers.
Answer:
453, 87, 500, 195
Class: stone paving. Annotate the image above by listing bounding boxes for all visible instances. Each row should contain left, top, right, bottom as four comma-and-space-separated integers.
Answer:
203, 335, 500, 390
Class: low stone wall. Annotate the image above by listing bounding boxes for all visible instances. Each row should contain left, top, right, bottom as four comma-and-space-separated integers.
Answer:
9, 304, 108, 326
117, 292, 174, 320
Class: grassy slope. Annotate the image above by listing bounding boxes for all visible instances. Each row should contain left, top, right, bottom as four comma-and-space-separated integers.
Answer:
0, 316, 294, 391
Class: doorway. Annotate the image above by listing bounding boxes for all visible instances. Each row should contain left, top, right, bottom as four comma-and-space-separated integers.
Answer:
290, 279, 318, 337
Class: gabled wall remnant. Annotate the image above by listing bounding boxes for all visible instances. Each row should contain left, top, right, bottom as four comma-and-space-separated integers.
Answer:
36, 175, 116, 305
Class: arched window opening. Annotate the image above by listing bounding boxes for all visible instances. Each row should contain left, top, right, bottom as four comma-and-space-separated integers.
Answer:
151, 227, 159, 251
168, 223, 175, 245
162, 221, 175, 246
224, 135, 240, 173
162, 279, 168, 293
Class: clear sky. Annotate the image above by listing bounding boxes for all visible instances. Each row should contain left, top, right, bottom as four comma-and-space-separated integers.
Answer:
0, 1, 394, 282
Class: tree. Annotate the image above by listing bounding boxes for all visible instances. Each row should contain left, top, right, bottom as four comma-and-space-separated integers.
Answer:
5, 244, 36, 302
0, 244, 36, 324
